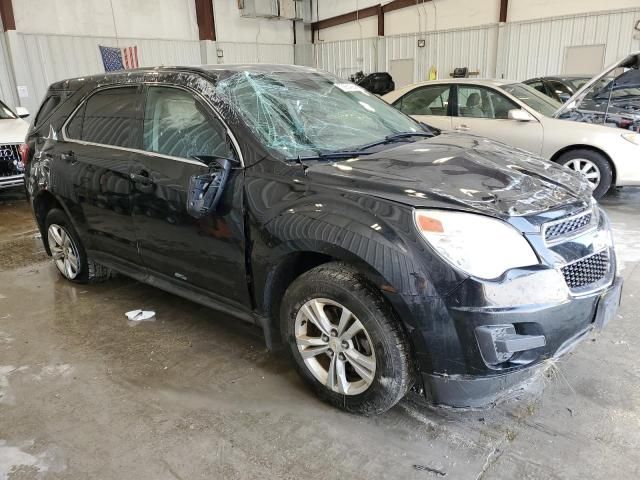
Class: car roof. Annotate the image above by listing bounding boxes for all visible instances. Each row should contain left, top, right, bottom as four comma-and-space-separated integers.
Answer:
527, 75, 592, 82
48, 64, 320, 91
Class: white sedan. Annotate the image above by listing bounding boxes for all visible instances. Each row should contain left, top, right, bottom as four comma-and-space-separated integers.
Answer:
0, 100, 29, 190
382, 79, 640, 198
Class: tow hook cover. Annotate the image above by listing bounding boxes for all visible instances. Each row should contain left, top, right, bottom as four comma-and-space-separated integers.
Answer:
476, 325, 546, 365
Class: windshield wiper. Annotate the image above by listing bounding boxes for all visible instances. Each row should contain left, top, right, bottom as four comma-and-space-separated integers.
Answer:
290, 151, 372, 162
353, 131, 433, 152
286, 131, 433, 163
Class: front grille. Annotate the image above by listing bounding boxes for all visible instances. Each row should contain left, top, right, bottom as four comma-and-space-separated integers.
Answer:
561, 250, 609, 289
0, 144, 22, 177
544, 211, 593, 243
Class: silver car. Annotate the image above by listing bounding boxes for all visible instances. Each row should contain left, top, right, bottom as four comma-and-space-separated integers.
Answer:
383, 78, 640, 199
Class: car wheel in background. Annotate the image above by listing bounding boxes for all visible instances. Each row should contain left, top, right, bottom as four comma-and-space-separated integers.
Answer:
44, 208, 111, 283
557, 149, 613, 199
281, 262, 414, 415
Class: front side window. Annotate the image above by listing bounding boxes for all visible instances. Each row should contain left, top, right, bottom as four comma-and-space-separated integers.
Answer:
395, 85, 451, 116
500, 83, 561, 117
215, 70, 422, 158
143, 87, 231, 160
80, 87, 141, 148
457, 85, 518, 119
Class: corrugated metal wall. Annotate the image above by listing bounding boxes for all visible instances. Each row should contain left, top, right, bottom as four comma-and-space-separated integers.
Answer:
215, 41, 294, 64
314, 25, 499, 81
15, 33, 201, 113
13, 33, 293, 114
315, 37, 379, 78
383, 25, 498, 82
6, 7, 640, 113
0, 31, 16, 108
313, 7, 640, 83
496, 8, 640, 80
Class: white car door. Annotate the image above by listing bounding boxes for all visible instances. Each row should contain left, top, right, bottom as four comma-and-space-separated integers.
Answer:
451, 84, 544, 155
392, 84, 452, 131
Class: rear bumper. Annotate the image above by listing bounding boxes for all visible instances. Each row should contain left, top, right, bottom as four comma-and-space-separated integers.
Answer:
0, 173, 24, 190
421, 276, 622, 407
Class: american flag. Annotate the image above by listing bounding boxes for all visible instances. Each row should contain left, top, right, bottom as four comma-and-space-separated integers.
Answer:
99, 45, 139, 72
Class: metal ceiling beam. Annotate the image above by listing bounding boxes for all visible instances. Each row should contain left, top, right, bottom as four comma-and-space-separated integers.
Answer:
0, 0, 15, 31
195, 0, 216, 41
499, 0, 508, 23
311, 1, 432, 39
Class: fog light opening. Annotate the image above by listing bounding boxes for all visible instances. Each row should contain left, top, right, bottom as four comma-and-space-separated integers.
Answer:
476, 325, 546, 367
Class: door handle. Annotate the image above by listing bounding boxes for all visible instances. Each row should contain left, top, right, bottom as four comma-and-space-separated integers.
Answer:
130, 170, 153, 185
455, 124, 470, 131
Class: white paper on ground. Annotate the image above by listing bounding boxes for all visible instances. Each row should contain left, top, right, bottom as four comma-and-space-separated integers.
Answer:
125, 310, 156, 322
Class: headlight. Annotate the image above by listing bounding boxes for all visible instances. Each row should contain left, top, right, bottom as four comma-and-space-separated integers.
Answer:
621, 133, 640, 145
414, 209, 538, 279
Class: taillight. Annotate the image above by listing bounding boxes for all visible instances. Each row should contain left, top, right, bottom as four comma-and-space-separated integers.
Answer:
18, 143, 29, 167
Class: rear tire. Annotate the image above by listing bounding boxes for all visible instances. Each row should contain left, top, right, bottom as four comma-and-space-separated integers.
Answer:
281, 262, 414, 415
557, 149, 612, 199
44, 208, 111, 284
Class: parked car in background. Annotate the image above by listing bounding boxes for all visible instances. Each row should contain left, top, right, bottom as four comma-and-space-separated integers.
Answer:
25, 65, 620, 414
0, 100, 29, 191
524, 52, 640, 132
349, 71, 395, 95
383, 78, 640, 198
523, 75, 595, 102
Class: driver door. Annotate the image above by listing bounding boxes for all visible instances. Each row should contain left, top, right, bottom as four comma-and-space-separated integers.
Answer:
452, 84, 544, 155
128, 85, 250, 305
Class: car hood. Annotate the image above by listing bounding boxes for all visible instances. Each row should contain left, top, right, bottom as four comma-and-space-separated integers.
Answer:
555, 51, 640, 117
306, 133, 591, 218
0, 118, 29, 144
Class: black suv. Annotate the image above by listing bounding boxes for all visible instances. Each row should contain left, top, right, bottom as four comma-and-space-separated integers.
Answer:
25, 65, 622, 414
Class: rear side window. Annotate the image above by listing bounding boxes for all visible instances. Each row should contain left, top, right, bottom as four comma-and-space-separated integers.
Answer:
34, 95, 61, 127
69, 87, 141, 148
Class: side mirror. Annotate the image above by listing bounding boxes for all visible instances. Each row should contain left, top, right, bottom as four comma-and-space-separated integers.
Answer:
187, 156, 238, 218
508, 109, 535, 122
15, 106, 29, 118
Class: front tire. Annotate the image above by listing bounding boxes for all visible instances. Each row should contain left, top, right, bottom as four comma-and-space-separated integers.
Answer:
557, 149, 612, 199
281, 262, 414, 415
44, 208, 111, 284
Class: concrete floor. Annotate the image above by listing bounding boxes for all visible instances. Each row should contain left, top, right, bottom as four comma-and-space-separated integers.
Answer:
1, 188, 639, 480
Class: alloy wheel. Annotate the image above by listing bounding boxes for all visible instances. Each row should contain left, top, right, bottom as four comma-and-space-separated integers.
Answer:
47, 224, 80, 280
565, 158, 601, 189
294, 298, 376, 395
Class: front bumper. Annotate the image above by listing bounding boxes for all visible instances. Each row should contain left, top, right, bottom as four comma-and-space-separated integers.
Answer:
420, 274, 622, 407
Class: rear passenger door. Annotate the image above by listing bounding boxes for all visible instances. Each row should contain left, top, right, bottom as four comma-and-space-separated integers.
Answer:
62, 86, 142, 267
392, 84, 452, 130
128, 85, 251, 306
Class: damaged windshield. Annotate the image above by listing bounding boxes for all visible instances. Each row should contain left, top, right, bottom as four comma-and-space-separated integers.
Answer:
215, 70, 425, 158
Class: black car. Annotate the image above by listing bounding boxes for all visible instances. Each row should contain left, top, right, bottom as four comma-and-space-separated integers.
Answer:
24, 65, 622, 414
350, 71, 395, 95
